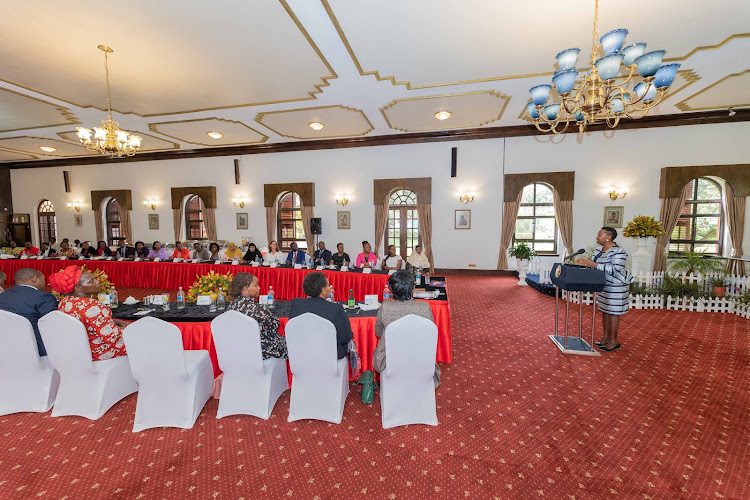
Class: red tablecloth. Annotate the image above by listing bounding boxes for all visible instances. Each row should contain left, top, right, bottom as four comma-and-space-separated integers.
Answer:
0, 259, 389, 301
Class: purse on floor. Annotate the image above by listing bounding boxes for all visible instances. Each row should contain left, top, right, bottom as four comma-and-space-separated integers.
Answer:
357, 370, 377, 405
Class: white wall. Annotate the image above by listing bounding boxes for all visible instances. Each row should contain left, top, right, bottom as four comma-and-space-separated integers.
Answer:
10, 121, 750, 270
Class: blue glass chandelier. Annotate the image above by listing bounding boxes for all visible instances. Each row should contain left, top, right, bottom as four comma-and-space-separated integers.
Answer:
527, 0, 680, 134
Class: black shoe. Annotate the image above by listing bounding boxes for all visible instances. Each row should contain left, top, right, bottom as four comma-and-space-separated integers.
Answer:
599, 343, 621, 352
594, 341, 605, 347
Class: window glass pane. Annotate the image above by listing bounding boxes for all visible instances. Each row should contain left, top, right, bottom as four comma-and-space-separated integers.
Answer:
534, 242, 555, 252
521, 185, 534, 204
696, 179, 721, 200
515, 219, 533, 239
696, 202, 720, 215
518, 206, 533, 217
535, 184, 554, 203
536, 205, 555, 216
535, 218, 556, 240
694, 244, 719, 254
695, 217, 720, 240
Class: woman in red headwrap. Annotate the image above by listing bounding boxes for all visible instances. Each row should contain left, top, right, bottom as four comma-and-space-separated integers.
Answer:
50, 266, 128, 361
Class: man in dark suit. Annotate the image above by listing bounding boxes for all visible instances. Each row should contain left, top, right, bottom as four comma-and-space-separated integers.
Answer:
289, 272, 353, 359
286, 242, 307, 265
0, 268, 58, 356
114, 239, 136, 259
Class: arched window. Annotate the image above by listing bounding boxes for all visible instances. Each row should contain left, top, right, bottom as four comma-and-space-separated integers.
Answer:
277, 192, 306, 251
669, 177, 724, 255
387, 189, 420, 258
514, 183, 557, 254
185, 195, 208, 240
105, 198, 122, 245
37, 200, 57, 244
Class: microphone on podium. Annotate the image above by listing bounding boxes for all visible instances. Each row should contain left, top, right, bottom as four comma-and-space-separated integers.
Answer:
565, 248, 586, 261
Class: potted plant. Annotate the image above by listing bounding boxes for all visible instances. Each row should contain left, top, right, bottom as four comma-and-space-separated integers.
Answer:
710, 274, 728, 298
508, 242, 536, 286
668, 251, 726, 278
623, 215, 665, 276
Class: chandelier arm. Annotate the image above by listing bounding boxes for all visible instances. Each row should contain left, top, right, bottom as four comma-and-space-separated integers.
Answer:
617, 66, 638, 88
550, 117, 572, 135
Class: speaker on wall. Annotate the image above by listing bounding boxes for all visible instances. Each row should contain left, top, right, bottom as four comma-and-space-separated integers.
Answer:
234, 159, 241, 185
450, 147, 457, 177
310, 217, 322, 235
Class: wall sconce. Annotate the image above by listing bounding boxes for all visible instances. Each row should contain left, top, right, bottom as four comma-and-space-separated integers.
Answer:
335, 194, 349, 206
459, 192, 475, 204
143, 200, 158, 210
607, 187, 628, 200
66, 202, 81, 212
232, 197, 247, 208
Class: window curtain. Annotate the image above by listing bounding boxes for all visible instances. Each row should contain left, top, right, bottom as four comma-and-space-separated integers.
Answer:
203, 208, 218, 241
653, 182, 692, 272
497, 190, 524, 270
417, 203, 434, 273
173, 208, 183, 242
265, 205, 277, 247
300, 204, 315, 254
553, 189, 574, 258
117, 205, 132, 244
94, 200, 104, 244
723, 183, 746, 275
373, 193, 390, 258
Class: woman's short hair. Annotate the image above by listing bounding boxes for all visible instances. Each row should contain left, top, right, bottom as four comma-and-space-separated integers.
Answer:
152, 241, 160, 249
601, 226, 618, 240
209, 242, 219, 252
97, 240, 107, 247
361, 240, 370, 246
135, 240, 144, 247
229, 272, 256, 297
389, 270, 415, 301
302, 272, 328, 297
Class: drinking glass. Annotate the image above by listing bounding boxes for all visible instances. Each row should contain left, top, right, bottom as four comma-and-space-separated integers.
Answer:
162, 293, 171, 311
209, 296, 217, 313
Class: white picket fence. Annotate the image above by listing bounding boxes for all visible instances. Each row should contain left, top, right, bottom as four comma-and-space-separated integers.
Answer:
561, 291, 744, 315
528, 259, 551, 284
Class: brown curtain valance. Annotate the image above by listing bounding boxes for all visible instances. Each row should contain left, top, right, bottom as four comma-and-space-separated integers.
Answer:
264, 183, 315, 207
90, 190, 132, 211
171, 187, 217, 209
373, 178, 432, 204
659, 164, 750, 198
504, 172, 575, 202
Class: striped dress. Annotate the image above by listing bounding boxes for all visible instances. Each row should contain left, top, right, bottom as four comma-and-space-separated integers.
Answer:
593, 243, 632, 316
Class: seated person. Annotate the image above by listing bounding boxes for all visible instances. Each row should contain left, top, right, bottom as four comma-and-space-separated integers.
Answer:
372, 270, 441, 388
0, 270, 5, 292
193, 242, 211, 261
289, 272, 353, 360
79, 241, 97, 258
73, 239, 81, 250
50, 267, 128, 361
133, 241, 149, 259
407, 244, 430, 272
39, 242, 58, 258
263, 240, 285, 265
3, 241, 22, 256
114, 239, 135, 259
381, 245, 403, 271
243, 243, 263, 263
312, 241, 332, 266
0, 268, 58, 356
57, 241, 78, 258
355, 241, 378, 269
20, 241, 40, 257
208, 242, 222, 261
49, 236, 58, 250
286, 242, 306, 265
146, 241, 169, 260
222, 242, 244, 262
329, 243, 351, 267
171, 241, 191, 260
96, 240, 113, 257
227, 272, 287, 359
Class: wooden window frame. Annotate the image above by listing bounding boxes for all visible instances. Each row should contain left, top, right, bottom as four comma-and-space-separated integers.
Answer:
513, 183, 558, 255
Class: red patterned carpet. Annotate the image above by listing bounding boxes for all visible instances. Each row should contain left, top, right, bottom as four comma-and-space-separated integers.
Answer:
1, 275, 749, 499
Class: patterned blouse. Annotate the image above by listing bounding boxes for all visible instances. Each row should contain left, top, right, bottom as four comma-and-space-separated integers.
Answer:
58, 296, 127, 361
227, 296, 288, 359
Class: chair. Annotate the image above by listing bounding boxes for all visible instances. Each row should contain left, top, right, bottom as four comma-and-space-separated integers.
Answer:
380, 314, 438, 429
211, 311, 289, 419
0, 311, 59, 415
123, 317, 213, 432
285, 313, 349, 423
38, 311, 138, 420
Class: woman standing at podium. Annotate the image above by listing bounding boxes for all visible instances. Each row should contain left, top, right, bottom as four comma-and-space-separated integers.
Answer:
576, 227, 632, 352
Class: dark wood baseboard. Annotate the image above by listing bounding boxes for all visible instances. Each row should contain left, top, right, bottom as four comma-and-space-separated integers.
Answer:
435, 268, 517, 276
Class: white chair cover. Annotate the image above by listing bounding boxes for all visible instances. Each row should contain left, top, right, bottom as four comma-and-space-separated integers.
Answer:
380, 314, 438, 428
123, 317, 213, 432
285, 313, 349, 423
0, 310, 59, 415
212, 311, 288, 419
38, 311, 137, 420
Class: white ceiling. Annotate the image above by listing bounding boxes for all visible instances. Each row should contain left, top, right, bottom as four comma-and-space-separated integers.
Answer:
1, 0, 748, 161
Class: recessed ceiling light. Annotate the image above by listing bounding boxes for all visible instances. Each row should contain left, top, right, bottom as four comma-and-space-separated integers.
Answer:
308, 122, 324, 131
207, 131, 223, 139
39, 146, 57, 152
434, 110, 452, 120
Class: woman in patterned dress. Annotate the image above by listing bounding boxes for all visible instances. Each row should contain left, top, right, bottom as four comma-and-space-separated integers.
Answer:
49, 266, 128, 361
227, 272, 288, 359
576, 227, 632, 352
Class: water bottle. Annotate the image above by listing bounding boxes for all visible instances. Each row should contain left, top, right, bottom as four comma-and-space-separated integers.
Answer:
348, 289, 355, 308
177, 287, 185, 309
416, 267, 422, 286
217, 289, 226, 311
267, 286, 275, 308
110, 286, 118, 308
328, 285, 335, 302
383, 285, 390, 302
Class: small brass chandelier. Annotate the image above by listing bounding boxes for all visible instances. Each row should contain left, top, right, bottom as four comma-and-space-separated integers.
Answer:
76, 45, 142, 157
526, 0, 680, 134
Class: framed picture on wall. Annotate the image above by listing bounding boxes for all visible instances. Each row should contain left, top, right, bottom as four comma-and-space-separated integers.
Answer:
148, 214, 159, 230
236, 213, 248, 230
73, 214, 83, 227
337, 211, 351, 230
603, 206, 624, 228
455, 209, 471, 229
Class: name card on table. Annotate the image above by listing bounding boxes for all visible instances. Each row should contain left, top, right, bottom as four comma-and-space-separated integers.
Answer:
251, 262, 259, 267
196, 295, 211, 305
365, 295, 379, 305
232, 260, 239, 266
118, 258, 124, 262
154, 258, 161, 262
78, 256, 85, 260
152, 295, 164, 305
134, 257, 141, 262
270, 263, 278, 268
173, 258, 180, 263
20, 255, 28, 260
259, 296, 269, 305
363, 268, 372, 274
60, 256, 67, 260
340, 266, 348, 272
192, 259, 199, 264
294, 264, 302, 269
388, 269, 396, 275
316, 266, 325, 270
107, 257, 113, 261
214, 260, 221, 265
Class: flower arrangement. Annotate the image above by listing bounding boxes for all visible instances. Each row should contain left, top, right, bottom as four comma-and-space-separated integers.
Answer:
51, 265, 113, 299
623, 215, 665, 238
187, 270, 232, 302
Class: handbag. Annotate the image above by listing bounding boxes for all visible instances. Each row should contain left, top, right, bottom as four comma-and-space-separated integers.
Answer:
357, 370, 378, 405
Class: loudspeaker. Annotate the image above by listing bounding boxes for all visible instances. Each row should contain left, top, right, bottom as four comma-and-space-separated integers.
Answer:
450, 147, 457, 177
234, 159, 241, 185
310, 218, 322, 235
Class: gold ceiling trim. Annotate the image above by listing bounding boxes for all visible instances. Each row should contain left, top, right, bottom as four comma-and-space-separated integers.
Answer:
0, 0, 337, 118
323, 1, 748, 90
0, 148, 38, 161
255, 105, 374, 139
380, 90, 511, 132
56, 130, 181, 151
0, 87, 79, 133
675, 69, 750, 111
148, 118, 269, 146
0, 136, 92, 157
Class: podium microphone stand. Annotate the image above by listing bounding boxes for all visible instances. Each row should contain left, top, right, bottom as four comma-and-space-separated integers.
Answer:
549, 262, 606, 356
